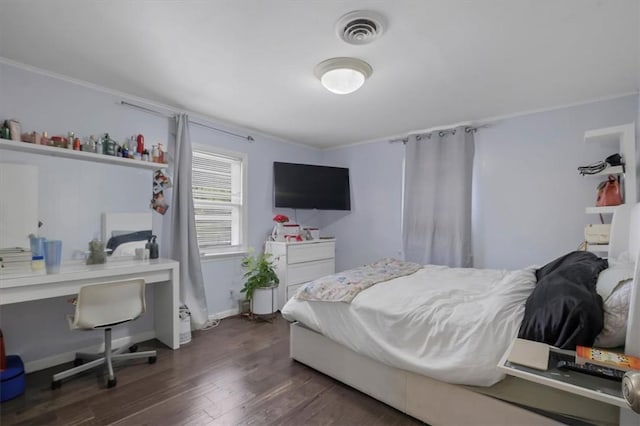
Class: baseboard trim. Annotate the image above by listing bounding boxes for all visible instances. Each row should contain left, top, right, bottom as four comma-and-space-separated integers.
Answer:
209, 307, 239, 320
28, 310, 240, 372
24, 331, 156, 373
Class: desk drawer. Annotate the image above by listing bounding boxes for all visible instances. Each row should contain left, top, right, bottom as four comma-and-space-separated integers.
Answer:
287, 259, 334, 286
287, 242, 334, 264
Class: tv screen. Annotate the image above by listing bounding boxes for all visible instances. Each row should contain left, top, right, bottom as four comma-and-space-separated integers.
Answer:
273, 162, 351, 210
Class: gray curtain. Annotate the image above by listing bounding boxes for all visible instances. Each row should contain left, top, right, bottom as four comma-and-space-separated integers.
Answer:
166, 113, 209, 329
402, 126, 475, 267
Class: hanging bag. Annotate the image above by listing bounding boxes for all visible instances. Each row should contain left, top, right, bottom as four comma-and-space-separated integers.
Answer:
596, 175, 622, 207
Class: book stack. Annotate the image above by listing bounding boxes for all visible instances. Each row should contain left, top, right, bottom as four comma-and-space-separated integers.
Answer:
0, 248, 32, 274
576, 346, 640, 372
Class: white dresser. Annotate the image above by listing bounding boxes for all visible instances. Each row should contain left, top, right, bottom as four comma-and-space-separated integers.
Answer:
265, 239, 335, 310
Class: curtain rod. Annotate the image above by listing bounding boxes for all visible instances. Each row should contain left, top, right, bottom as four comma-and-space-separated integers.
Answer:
120, 100, 254, 142
389, 124, 488, 144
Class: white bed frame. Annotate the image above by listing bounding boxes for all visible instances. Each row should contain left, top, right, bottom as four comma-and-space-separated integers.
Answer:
289, 203, 640, 426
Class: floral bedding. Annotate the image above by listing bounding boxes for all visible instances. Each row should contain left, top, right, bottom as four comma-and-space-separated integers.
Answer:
295, 258, 423, 303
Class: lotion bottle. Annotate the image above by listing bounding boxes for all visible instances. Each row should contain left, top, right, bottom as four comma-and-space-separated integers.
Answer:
146, 235, 159, 259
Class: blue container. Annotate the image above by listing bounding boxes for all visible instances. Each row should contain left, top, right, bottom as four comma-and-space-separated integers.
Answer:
0, 355, 26, 402
30, 237, 46, 258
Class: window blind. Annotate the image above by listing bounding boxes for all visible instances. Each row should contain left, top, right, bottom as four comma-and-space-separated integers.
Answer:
192, 149, 243, 254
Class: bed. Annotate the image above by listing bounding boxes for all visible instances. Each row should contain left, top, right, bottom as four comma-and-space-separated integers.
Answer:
101, 212, 152, 257
281, 203, 640, 426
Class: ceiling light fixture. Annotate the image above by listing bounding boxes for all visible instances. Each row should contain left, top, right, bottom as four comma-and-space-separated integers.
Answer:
314, 57, 373, 95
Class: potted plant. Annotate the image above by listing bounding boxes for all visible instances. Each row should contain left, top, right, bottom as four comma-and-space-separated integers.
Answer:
240, 249, 280, 316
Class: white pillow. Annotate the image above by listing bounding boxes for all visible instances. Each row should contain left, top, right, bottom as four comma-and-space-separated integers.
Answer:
610, 251, 633, 265
595, 278, 633, 348
112, 240, 146, 257
595, 262, 634, 299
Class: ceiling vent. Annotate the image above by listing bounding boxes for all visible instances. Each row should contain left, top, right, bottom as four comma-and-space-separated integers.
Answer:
336, 11, 385, 45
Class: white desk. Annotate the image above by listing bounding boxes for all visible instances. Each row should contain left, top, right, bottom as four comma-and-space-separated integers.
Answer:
0, 258, 180, 349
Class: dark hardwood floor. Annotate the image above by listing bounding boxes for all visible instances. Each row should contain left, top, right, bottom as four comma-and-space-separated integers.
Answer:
1, 315, 424, 425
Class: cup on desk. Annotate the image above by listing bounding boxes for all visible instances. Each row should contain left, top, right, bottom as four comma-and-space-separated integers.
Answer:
134, 248, 145, 260
44, 240, 62, 274
30, 236, 46, 258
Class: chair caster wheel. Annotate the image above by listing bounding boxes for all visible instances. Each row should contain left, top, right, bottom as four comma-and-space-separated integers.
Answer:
128, 344, 138, 353
107, 378, 117, 388
73, 358, 84, 367
148, 356, 157, 364
51, 380, 62, 390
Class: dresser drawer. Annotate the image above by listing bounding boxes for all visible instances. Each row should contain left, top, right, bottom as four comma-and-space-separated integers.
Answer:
287, 242, 335, 264
287, 259, 334, 285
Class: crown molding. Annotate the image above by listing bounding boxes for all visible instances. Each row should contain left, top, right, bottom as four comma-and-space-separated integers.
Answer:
327, 91, 639, 151
0, 57, 317, 150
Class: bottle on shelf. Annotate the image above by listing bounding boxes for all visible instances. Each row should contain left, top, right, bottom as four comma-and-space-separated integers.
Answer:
151, 145, 159, 162
0, 121, 10, 140
0, 125, 166, 170
157, 143, 165, 163
128, 136, 136, 157
104, 133, 115, 156
83, 135, 96, 153
136, 134, 145, 154
121, 142, 128, 159
142, 149, 150, 162
132, 141, 141, 159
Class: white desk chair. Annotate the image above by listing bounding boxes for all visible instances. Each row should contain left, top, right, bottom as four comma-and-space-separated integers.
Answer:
51, 278, 157, 389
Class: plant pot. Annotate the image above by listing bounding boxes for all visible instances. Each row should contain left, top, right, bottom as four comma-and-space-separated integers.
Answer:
251, 285, 277, 315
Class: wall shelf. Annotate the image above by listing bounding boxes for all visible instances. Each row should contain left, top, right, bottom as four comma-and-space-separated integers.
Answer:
582, 123, 636, 206
0, 138, 166, 170
583, 124, 629, 144
585, 206, 620, 215
581, 123, 636, 260
586, 244, 609, 253
580, 165, 624, 177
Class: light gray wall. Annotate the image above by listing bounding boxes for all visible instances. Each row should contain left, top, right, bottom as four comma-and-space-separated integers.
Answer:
0, 63, 163, 365
0, 61, 318, 365
321, 95, 639, 272
473, 95, 638, 268
1, 59, 637, 368
188, 121, 320, 315
320, 141, 404, 272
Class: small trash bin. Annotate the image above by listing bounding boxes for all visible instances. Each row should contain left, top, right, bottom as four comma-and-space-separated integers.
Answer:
179, 306, 192, 345
1, 355, 26, 402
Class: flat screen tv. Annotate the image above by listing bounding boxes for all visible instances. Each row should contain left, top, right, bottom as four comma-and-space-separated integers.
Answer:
273, 162, 351, 210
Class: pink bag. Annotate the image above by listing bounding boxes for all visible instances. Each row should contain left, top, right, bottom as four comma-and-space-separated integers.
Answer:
596, 175, 622, 207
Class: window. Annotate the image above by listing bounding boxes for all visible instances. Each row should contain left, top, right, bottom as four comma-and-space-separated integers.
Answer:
192, 147, 247, 256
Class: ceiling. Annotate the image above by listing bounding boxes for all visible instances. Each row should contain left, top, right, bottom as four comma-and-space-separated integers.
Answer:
1, 1, 638, 148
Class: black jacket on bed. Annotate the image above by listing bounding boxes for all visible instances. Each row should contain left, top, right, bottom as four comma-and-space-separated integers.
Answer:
518, 251, 607, 349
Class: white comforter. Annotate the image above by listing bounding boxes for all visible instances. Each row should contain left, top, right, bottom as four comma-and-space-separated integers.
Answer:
282, 264, 536, 387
